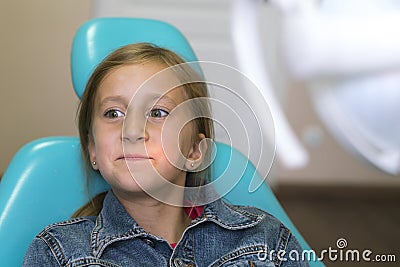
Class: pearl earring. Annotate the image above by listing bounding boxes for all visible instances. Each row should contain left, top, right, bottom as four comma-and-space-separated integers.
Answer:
93, 161, 96, 165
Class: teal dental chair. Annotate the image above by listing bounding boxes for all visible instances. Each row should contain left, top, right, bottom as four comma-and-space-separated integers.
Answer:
0, 18, 323, 266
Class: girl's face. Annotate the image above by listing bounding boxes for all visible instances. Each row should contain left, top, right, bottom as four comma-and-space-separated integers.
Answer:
88, 63, 204, 198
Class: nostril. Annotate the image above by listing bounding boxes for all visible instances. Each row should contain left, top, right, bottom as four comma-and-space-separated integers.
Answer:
122, 133, 147, 143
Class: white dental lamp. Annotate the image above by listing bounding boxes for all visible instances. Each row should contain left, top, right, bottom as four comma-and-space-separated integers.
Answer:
232, 0, 400, 175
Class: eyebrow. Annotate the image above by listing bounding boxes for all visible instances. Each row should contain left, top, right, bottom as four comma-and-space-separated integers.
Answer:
99, 95, 127, 106
98, 93, 179, 110
151, 94, 178, 106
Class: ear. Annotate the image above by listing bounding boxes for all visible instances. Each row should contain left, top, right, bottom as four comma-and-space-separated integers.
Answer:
88, 134, 98, 170
185, 133, 207, 171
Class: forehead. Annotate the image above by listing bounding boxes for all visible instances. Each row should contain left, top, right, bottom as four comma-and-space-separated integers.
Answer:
96, 63, 187, 105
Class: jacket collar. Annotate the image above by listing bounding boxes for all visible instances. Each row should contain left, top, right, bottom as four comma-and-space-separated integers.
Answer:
193, 196, 266, 229
91, 190, 265, 257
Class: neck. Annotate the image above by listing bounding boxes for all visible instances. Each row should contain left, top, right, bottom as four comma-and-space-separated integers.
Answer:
114, 190, 191, 244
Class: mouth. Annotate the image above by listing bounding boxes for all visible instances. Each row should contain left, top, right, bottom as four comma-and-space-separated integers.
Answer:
117, 154, 153, 161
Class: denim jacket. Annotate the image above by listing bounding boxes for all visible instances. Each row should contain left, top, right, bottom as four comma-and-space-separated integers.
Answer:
23, 191, 308, 266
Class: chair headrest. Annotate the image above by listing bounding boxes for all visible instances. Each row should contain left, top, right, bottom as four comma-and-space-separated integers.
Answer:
71, 17, 198, 98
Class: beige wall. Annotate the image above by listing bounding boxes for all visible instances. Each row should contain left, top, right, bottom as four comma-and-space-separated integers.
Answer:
0, 0, 92, 174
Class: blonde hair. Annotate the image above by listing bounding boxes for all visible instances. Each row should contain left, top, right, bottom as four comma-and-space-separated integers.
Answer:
73, 43, 214, 217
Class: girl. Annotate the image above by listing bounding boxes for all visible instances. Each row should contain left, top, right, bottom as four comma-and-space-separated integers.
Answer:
23, 43, 307, 266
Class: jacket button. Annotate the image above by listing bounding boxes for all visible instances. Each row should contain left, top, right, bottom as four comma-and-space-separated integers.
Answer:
173, 258, 184, 267
173, 258, 195, 267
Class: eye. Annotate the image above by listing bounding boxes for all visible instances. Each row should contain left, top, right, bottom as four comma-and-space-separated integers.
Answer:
148, 108, 169, 118
104, 109, 125, 119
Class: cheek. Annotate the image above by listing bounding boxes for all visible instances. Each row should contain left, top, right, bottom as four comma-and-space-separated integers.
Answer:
93, 128, 121, 157
149, 129, 186, 169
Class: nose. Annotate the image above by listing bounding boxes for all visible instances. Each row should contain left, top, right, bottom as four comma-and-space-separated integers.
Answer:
122, 111, 148, 143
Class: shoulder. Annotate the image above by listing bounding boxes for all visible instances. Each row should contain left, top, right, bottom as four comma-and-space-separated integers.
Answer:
23, 217, 97, 266
34, 216, 97, 255
38, 216, 96, 240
